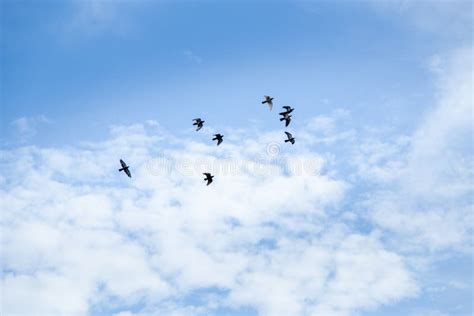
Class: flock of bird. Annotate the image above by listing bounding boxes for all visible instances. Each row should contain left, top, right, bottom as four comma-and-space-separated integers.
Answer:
119, 96, 296, 186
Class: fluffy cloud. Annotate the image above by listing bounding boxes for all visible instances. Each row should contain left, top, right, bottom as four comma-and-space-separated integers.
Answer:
1, 114, 418, 315
1, 48, 471, 316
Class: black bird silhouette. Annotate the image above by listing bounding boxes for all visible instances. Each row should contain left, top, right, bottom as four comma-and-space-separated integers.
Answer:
118, 159, 132, 178
279, 105, 294, 115
203, 172, 214, 185
193, 118, 205, 131
261, 95, 274, 111
212, 134, 224, 146
280, 112, 292, 127
284, 132, 295, 145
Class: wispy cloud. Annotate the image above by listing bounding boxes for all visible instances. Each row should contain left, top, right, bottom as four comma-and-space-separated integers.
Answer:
365, 0, 473, 38
66, 0, 144, 37
183, 50, 203, 65
359, 47, 473, 253
10, 115, 51, 143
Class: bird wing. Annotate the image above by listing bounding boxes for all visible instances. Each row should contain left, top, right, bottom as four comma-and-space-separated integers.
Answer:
203, 173, 210, 177
268, 102, 273, 111
193, 118, 201, 122
217, 139, 223, 145
283, 106, 290, 110
285, 131, 292, 138
285, 117, 291, 127
124, 168, 132, 178
120, 159, 127, 168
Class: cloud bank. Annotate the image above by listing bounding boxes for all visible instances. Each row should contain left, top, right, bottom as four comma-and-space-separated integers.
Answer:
1, 49, 472, 315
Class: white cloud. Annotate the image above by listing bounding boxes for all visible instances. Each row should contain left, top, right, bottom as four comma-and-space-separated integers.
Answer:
1, 115, 418, 315
229, 233, 417, 316
358, 48, 473, 253
10, 115, 50, 143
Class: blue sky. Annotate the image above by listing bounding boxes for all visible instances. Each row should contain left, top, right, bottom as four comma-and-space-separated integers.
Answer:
3, 0, 460, 144
1, 1, 472, 316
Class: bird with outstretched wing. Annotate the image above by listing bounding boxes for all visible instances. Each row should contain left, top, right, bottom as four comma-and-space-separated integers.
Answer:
212, 134, 224, 146
203, 172, 214, 185
280, 113, 292, 127
284, 132, 295, 145
193, 118, 205, 131
261, 95, 274, 111
119, 159, 132, 178
279, 105, 294, 115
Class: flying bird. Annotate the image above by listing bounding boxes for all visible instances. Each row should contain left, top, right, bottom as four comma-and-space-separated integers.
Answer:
261, 95, 274, 111
193, 118, 205, 131
279, 105, 294, 115
280, 112, 292, 127
118, 159, 132, 178
284, 132, 295, 145
212, 134, 224, 146
203, 172, 214, 186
